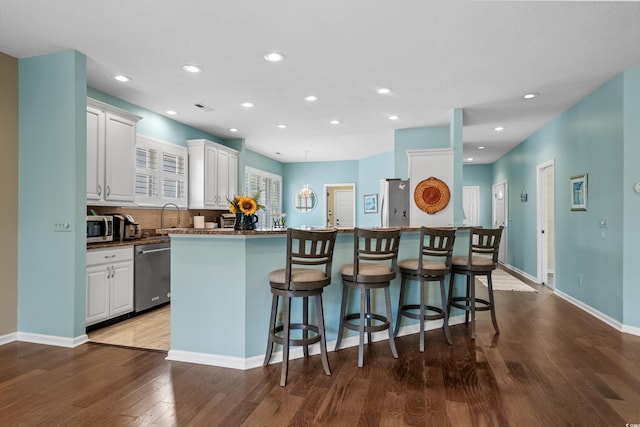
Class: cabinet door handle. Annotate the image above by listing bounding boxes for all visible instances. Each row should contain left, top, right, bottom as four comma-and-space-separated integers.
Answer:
106, 185, 111, 197
111, 266, 115, 278
97, 184, 102, 196
106, 266, 111, 279
104, 255, 116, 259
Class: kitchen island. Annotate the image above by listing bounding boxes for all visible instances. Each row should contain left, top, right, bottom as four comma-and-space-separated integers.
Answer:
160, 227, 470, 370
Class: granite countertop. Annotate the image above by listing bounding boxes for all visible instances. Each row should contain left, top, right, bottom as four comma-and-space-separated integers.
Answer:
155, 226, 470, 237
87, 235, 171, 250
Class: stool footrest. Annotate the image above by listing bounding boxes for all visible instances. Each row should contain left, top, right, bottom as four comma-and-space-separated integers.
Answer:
450, 296, 493, 312
271, 323, 321, 347
400, 304, 445, 321
342, 312, 390, 333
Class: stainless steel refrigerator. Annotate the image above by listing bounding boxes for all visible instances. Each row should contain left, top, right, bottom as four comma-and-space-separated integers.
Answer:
380, 179, 411, 227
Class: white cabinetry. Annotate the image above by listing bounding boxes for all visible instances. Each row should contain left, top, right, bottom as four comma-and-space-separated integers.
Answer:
187, 139, 239, 209
87, 98, 141, 205
86, 246, 134, 326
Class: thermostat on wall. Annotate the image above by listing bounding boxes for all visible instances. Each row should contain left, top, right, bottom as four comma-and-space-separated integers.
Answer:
635, 182, 640, 193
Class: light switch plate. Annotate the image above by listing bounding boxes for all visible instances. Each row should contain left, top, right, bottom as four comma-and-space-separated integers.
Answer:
599, 218, 608, 229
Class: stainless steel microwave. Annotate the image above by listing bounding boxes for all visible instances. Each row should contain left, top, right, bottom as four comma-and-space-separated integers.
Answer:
87, 215, 114, 243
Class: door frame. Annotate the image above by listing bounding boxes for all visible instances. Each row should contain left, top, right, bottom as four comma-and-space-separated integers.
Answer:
492, 180, 508, 265
323, 183, 356, 228
536, 159, 555, 287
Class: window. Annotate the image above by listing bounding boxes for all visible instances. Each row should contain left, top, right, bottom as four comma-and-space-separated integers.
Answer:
135, 135, 188, 207
245, 166, 282, 228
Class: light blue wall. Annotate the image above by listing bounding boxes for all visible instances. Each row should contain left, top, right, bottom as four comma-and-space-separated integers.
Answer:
18, 51, 87, 338
358, 151, 394, 228
394, 126, 450, 179
283, 160, 359, 228
462, 164, 493, 228
494, 73, 625, 323
622, 67, 640, 327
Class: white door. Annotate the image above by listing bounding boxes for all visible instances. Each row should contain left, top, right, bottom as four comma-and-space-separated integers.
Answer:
462, 186, 480, 226
493, 181, 508, 264
537, 161, 555, 287
334, 190, 354, 228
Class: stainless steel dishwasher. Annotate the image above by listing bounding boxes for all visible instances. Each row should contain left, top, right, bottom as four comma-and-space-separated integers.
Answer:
134, 242, 171, 313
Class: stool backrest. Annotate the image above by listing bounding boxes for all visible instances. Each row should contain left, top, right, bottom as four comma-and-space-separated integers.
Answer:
286, 228, 337, 288
467, 226, 503, 267
352, 227, 402, 277
417, 227, 456, 274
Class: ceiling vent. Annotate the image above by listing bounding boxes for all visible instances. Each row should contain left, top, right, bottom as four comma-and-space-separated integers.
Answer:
194, 103, 214, 112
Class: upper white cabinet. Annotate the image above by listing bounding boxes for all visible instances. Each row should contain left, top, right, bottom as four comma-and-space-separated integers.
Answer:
187, 139, 239, 210
87, 98, 141, 205
135, 135, 188, 208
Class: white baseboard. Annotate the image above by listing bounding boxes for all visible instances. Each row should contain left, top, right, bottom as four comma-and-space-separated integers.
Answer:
621, 323, 640, 336
17, 332, 89, 348
553, 289, 628, 333
167, 315, 466, 370
504, 263, 538, 284
0, 332, 17, 346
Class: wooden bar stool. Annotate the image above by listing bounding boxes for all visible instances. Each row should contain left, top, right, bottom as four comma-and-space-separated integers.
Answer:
394, 227, 456, 351
263, 228, 337, 387
334, 227, 402, 367
447, 227, 503, 340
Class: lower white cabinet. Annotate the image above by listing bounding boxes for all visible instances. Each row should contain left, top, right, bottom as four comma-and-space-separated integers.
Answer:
86, 246, 134, 326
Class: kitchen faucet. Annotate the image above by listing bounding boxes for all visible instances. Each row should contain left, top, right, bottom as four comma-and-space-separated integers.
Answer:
161, 203, 180, 229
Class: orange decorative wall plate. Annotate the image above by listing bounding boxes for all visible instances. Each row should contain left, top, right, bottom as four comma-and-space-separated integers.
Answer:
414, 177, 450, 214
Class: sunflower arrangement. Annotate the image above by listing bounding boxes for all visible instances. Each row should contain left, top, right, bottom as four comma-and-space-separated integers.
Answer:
228, 192, 265, 215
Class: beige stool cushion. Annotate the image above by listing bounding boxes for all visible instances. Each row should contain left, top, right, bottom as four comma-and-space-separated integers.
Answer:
269, 268, 329, 290
452, 256, 496, 272
398, 258, 447, 272
341, 262, 395, 282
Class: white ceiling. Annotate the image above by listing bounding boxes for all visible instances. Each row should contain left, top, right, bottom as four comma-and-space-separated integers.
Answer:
2, 1, 640, 164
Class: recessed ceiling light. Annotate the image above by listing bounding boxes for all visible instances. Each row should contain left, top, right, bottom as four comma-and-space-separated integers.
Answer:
182, 64, 202, 73
113, 75, 132, 83
378, 87, 391, 94
523, 92, 539, 99
166, 110, 178, 116
304, 95, 318, 102
241, 102, 254, 108
466, 157, 474, 162
228, 128, 238, 132
277, 124, 288, 129
494, 126, 505, 132
477, 146, 485, 150
389, 115, 400, 120
330, 119, 341, 125
264, 52, 285, 62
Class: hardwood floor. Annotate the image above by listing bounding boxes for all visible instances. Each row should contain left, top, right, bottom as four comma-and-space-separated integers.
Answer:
3, 283, 640, 426
88, 305, 170, 351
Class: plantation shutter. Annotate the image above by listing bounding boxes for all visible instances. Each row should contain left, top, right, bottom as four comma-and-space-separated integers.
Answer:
245, 166, 282, 229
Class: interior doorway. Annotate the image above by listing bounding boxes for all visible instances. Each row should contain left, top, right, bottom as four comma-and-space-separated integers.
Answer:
492, 181, 508, 265
324, 183, 355, 228
537, 160, 556, 288
462, 186, 480, 226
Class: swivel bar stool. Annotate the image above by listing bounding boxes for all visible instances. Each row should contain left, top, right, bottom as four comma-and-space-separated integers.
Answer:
447, 227, 503, 340
264, 228, 337, 387
335, 227, 402, 367
394, 227, 456, 351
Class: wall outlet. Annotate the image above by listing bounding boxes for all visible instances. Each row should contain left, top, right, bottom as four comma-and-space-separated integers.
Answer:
54, 222, 71, 232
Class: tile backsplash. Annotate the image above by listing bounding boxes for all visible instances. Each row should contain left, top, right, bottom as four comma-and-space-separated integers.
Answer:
88, 206, 227, 234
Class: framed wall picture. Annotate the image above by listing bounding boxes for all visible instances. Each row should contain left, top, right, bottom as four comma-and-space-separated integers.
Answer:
364, 194, 378, 214
570, 174, 588, 211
